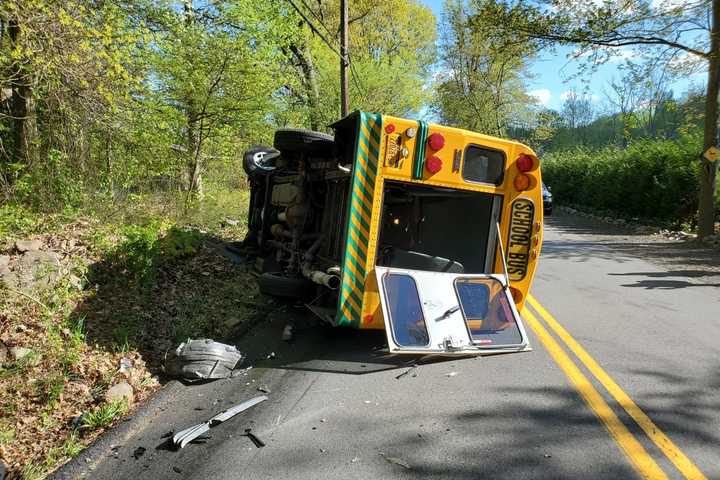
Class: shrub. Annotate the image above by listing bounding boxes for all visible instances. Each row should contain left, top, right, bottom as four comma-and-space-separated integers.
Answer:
543, 135, 702, 223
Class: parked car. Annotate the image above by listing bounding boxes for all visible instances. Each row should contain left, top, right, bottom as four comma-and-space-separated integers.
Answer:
542, 182, 552, 215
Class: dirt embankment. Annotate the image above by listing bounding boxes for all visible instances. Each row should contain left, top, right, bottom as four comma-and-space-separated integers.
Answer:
0, 218, 267, 479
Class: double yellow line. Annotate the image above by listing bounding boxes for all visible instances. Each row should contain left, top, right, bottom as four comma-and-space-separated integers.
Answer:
523, 294, 706, 480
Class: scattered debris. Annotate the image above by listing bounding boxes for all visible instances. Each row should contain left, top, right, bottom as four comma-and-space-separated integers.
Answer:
132, 446, 146, 460
395, 365, 417, 380
319, 448, 327, 454
380, 453, 410, 469
257, 385, 271, 394
119, 357, 133, 376
172, 395, 267, 449
544, 453, 552, 458
281, 324, 293, 341
320, 418, 326, 423
351, 456, 359, 463
445, 371, 458, 378
231, 366, 253, 377
173, 466, 182, 474
105, 381, 134, 405
363, 400, 372, 404
243, 428, 265, 448
164, 339, 243, 382
266, 352, 276, 360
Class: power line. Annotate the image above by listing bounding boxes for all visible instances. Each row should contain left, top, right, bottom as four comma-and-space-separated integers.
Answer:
285, 0, 343, 60
284, 0, 366, 102
299, 0, 336, 41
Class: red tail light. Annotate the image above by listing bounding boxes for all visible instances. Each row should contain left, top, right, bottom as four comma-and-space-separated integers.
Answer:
426, 155, 443, 174
517, 154, 533, 172
427, 133, 445, 151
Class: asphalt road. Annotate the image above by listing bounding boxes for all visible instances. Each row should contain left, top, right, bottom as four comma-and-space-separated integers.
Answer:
56, 212, 720, 480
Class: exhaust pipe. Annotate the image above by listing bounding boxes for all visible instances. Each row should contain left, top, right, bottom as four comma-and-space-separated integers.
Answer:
302, 265, 341, 290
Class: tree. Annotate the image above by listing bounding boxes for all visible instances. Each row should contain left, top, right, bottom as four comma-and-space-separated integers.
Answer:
434, 0, 537, 136
482, 0, 719, 237
150, 0, 295, 198
0, 0, 144, 202
284, 0, 436, 131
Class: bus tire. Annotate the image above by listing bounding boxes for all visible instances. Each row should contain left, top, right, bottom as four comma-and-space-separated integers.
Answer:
273, 129, 334, 156
243, 146, 277, 178
257, 272, 316, 299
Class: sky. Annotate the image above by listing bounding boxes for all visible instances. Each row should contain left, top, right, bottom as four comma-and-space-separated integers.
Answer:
418, 0, 707, 111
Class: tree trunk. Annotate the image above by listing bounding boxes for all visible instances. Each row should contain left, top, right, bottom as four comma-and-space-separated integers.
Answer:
699, 0, 720, 238
8, 17, 39, 169
290, 44, 321, 131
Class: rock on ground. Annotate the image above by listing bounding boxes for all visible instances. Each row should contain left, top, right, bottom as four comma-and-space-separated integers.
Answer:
14, 239, 42, 253
104, 381, 134, 405
0, 250, 61, 292
9, 346, 33, 362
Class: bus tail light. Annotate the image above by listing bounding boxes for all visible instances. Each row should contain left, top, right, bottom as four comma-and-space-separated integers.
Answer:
426, 155, 443, 174
517, 154, 533, 172
514, 173, 530, 191
427, 133, 445, 151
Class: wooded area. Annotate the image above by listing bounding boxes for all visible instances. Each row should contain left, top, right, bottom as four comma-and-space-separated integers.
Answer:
1, 0, 718, 232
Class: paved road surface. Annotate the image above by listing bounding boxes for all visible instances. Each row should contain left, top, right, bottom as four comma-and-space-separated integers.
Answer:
56, 213, 720, 480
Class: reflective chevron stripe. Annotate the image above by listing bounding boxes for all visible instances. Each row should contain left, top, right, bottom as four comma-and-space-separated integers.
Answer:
337, 112, 383, 327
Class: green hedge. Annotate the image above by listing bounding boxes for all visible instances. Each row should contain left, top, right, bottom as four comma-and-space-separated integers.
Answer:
542, 136, 704, 223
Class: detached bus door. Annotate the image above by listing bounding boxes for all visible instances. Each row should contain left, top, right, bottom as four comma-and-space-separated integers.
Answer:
375, 267, 531, 355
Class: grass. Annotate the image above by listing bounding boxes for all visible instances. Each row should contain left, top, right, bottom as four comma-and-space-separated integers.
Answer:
0, 185, 266, 478
81, 401, 129, 431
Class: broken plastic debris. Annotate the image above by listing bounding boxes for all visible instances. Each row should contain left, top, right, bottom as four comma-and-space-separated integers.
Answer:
172, 395, 267, 449
119, 357, 133, 376
164, 339, 243, 381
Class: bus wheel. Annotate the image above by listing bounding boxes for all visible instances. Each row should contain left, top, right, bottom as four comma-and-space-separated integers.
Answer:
273, 128, 334, 156
257, 272, 316, 300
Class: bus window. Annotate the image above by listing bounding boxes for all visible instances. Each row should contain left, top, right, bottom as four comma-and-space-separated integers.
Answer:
462, 145, 505, 185
381, 273, 430, 348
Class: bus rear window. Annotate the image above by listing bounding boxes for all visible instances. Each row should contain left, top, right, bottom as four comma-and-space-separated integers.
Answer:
462, 146, 505, 185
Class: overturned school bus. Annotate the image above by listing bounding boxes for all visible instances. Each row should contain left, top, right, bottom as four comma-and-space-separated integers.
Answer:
241, 111, 543, 355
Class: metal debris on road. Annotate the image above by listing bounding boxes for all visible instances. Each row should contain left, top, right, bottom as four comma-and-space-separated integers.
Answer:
164, 339, 243, 381
395, 365, 417, 380
132, 446, 146, 460
172, 395, 268, 449
243, 428, 266, 448
380, 453, 410, 469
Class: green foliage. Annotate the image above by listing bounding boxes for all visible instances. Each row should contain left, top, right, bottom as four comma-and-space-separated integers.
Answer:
543, 135, 701, 223
81, 400, 129, 431
434, 0, 536, 135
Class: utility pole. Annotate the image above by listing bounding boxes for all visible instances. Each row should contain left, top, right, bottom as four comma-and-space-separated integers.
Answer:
340, 0, 349, 117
